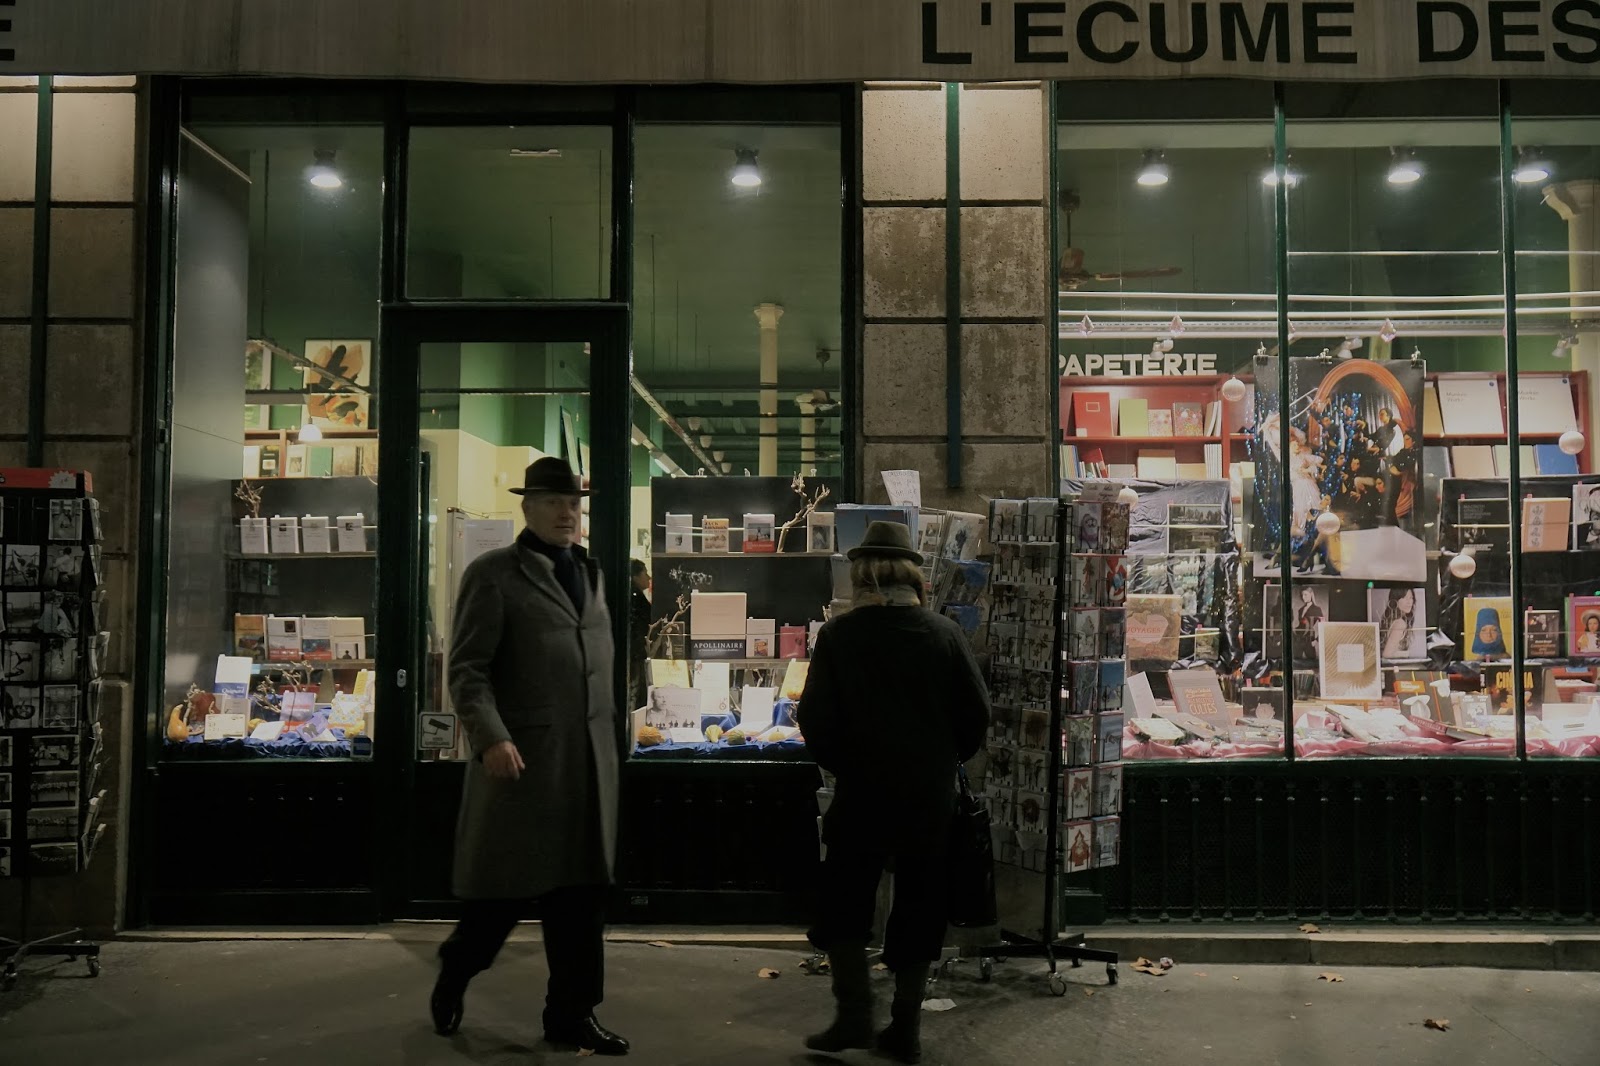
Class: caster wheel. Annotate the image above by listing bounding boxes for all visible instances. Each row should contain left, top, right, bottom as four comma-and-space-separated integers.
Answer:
979, 959, 994, 983
1107, 965, 1119, 986
1048, 973, 1067, 997
87, 956, 100, 978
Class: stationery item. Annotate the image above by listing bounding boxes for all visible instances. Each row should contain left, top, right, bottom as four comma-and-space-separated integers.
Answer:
645, 686, 704, 732
335, 514, 368, 553
881, 470, 922, 509
284, 444, 308, 478
1172, 402, 1204, 437
746, 618, 777, 658
779, 625, 807, 660
1072, 391, 1114, 437
738, 686, 777, 732
1567, 595, 1600, 658
1092, 816, 1121, 868
203, 714, 249, 741
242, 446, 262, 479
1147, 409, 1174, 437
1098, 659, 1126, 712
1318, 621, 1382, 700
1422, 381, 1445, 437
266, 615, 301, 662
1535, 444, 1580, 476
649, 659, 690, 688
331, 616, 366, 661
1574, 484, 1600, 550
1117, 398, 1150, 437
1464, 596, 1514, 661
742, 513, 777, 553
1124, 594, 1183, 662
1094, 713, 1124, 764
299, 616, 334, 661
1064, 768, 1094, 821
1517, 374, 1577, 433
1064, 716, 1095, 767
1093, 764, 1122, 817
1450, 446, 1496, 478
300, 515, 332, 554
1135, 451, 1177, 479
239, 517, 269, 555
702, 517, 730, 553
307, 446, 334, 478
1437, 376, 1504, 436
1522, 496, 1571, 552
779, 659, 810, 702
249, 720, 286, 742
1167, 669, 1229, 731
665, 513, 694, 553
691, 661, 732, 717
1131, 716, 1186, 742
1525, 609, 1562, 658
268, 516, 300, 554
233, 614, 267, 660
807, 510, 835, 553
1063, 820, 1094, 873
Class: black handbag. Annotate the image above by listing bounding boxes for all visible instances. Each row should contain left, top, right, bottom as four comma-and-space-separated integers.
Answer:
947, 765, 998, 928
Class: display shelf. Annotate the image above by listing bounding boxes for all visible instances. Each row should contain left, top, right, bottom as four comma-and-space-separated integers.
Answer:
257, 659, 375, 670
682, 657, 809, 666
1428, 433, 1565, 442
1064, 435, 1220, 445
230, 551, 377, 560
652, 551, 833, 559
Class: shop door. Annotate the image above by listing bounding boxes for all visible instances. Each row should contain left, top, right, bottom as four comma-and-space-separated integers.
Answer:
375, 305, 631, 918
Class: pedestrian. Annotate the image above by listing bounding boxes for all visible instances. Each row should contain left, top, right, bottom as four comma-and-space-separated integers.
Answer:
430, 456, 629, 1057
628, 559, 652, 712
798, 520, 990, 1065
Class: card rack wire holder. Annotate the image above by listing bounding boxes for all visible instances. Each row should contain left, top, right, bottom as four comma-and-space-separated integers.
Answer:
946, 485, 1124, 996
0, 469, 108, 989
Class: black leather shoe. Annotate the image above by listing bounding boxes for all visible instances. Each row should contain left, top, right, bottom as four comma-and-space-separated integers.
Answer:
545, 1015, 630, 1056
430, 970, 466, 1036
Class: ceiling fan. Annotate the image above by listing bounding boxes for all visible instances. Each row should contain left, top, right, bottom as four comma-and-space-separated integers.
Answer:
1059, 189, 1183, 292
801, 347, 841, 413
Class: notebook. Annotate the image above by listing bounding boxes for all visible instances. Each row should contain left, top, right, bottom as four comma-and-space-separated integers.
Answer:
1117, 398, 1150, 437
1072, 391, 1114, 437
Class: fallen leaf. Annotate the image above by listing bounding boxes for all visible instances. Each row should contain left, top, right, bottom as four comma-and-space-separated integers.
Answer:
1524, 988, 1532, 993
1083, 989, 1096, 997
646, 941, 673, 949
1299, 923, 1322, 934
1424, 1018, 1450, 1032
1193, 972, 1208, 978
922, 998, 956, 1012
1304, 1002, 1313, 1007
1232, 976, 1241, 982
758, 968, 781, 979
873, 963, 889, 972
1131, 960, 1167, 977
1317, 972, 1345, 983
577, 1051, 596, 1058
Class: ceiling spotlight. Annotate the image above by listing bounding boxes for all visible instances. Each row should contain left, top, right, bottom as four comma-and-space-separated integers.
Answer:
687, 416, 703, 433
730, 148, 762, 188
698, 434, 713, 449
1136, 150, 1170, 187
1513, 148, 1552, 185
1386, 147, 1423, 186
1262, 153, 1300, 188
306, 149, 343, 190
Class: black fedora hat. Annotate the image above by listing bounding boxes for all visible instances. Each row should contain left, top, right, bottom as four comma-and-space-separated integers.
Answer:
846, 520, 922, 564
510, 456, 589, 497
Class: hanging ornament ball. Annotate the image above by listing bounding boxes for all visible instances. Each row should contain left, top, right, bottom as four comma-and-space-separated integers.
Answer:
1221, 376, 1248, 403
1117, 487, 1140, 509
1449, 551, 1477, 580
1315, 510, 1341, 536
1560, 429, 1586, 456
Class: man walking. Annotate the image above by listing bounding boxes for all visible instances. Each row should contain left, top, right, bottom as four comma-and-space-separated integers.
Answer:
430, 456, 629, 1057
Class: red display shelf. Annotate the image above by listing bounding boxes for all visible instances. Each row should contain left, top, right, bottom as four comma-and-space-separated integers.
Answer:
1064, 435, 1219, 445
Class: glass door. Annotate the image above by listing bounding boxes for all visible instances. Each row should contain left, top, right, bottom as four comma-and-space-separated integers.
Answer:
375, 305, 630, 915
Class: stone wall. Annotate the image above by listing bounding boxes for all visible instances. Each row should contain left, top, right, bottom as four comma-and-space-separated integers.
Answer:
859, 82, 1054, 513
0, 74, 142, 935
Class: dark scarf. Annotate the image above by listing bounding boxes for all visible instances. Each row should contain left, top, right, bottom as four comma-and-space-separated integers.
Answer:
518, 528, 586, 613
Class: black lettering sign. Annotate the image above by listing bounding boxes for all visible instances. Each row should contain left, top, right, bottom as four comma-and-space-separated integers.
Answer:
1303, 1, 1357, 63
1016, 1, 1071, 62
1489, 0, 1545, 60
1220, 2, 1291, 62
921, 1, 973, 64
1077, 0, 1140, 63
1151, 2, 1209, 63
1419, 1, 1481, 61
1554, 0, 1600, 61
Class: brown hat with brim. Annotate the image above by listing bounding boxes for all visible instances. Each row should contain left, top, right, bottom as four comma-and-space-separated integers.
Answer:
846, 520, 922, 564
510, 456, 589, 496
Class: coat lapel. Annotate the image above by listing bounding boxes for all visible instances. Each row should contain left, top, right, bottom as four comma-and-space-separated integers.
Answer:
515, 548, 581, 623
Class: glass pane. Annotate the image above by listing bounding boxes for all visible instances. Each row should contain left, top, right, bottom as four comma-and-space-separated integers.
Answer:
1286, 82, 1510, 758
1055, 82, 1281, 762
407, 125, 612, 299
417, 341, 595, 761
163, 120, 382, 761
1511, 86, 1600, 758
626, 120, 843, 760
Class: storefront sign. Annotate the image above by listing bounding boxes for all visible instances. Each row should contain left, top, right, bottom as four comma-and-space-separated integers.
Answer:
1061, 353, 1219, 377
4, 1, 1597, 81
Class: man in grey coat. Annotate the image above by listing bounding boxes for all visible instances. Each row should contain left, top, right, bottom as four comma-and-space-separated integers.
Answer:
430, 456, 629, 1057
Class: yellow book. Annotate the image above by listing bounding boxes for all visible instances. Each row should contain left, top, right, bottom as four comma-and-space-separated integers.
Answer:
1117, 398, 1150, 437
1422, 382, 1444, 437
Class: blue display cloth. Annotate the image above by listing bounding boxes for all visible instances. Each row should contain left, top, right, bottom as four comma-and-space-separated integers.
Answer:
633, 696, 809, 759
164, 731, 354, 759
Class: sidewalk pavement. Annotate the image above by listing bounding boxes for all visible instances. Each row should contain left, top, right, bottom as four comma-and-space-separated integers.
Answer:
3, 937, 1598, 1065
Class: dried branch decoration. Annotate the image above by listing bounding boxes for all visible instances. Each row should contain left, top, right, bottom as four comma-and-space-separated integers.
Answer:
234, 479, 264, 519
777, 473, 831, 553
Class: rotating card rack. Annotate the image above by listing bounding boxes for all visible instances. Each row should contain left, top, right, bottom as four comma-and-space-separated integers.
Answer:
0, 469, 108, 989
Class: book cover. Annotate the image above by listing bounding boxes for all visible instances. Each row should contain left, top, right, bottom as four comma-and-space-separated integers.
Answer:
1575, 484, 1600, 550
1567, 595, 1600, 658
701, 517, 730, 553
1135, 451, 1177, 479
1167, 669, 1229, 731
239, 517, 268, 555
1367, 586, 1428, 662
233, 613, 267, 660
779, 625, 807, 660
259, 444, 282, 478
1517, 374, 1577, 433
1522, 496, 1571, 552
1422, 381, 1445, 437
1437, 376, 1504, 436
1093, 764, 1122, 817
1172, 402, 1204, 437
266, 615, 301, 662
1463, 595, 1513, 661
665, 513, 693, 553
284, 444, 308, 478
690, 592, 747, 658
1457, 496, 1509, 552
1451, 445, 1497, 478
1063, 820, 1094, 873
745, 618, 776, 658
1525, 608, 1562, 658
332, 617, 366, 661
301, 515, 333, 554
1117, 398, 1150, 437
1535, 444, 1580, 476
779, 659, 809, 701
307, 446, 334, 478
1124, 594, 1182, 662
335, 514, 367, 553
1175, 462, 1210, 479
242, 446, 262, 479
300, 616, 334, 661
268, 516, 300, 554
742, 513, 776, 553
1318, 621, 1382, 700
1147, 408, 1174, 437
358, 441, 379, 477
331, 445, 359, 478
1064, 768, 1094, 821
1072, 391, 1114, 437
806, 510, 835, 553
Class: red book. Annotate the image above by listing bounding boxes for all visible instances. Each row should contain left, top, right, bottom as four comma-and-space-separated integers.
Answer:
1071, 392, 1114, 437
779, 626, 807, 660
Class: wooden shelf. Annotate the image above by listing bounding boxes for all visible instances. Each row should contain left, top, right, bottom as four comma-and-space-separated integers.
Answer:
231, 552, 376, 560
1065, 435, 1219, 445
258, 659, 375, 670
1428, 433, 1563, 442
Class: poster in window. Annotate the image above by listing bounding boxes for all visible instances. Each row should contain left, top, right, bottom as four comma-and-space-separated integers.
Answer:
1366, 586, 1428, 663
302, 339, 371, 430
1317, 622, 1382, 701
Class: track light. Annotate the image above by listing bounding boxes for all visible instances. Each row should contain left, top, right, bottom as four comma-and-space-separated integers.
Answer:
1136, 150, 1170, 187
1513, 148, 1552, 185
730, 148, 762, 188
1386, 148, 1423, 186
306, 149, 343, 190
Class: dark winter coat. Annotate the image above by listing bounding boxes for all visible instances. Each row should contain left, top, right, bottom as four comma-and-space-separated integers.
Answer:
448, 539, 621, 899
799, 605, 990, 853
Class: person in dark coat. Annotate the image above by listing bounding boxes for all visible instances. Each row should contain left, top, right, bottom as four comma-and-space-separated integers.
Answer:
430, 457, 629, 1057
799, 521, 990, 1065
628, 559, 651, 713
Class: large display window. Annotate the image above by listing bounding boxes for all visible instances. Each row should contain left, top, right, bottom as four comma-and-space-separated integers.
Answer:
1056, 81, 1600, 762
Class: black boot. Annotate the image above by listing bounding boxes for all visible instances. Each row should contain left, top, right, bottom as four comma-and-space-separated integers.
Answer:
877, 965, 927, 1064
430, 962, 469, 1036
804, 943, 874, 1052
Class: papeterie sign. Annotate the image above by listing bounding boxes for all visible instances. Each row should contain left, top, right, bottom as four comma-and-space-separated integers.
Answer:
3, 1, 1596, 81
1061, 353, 1220, 377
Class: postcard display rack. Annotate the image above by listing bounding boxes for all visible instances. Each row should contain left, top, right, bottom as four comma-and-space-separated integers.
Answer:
977, 487, 1123, 993
0, 470, 107, 988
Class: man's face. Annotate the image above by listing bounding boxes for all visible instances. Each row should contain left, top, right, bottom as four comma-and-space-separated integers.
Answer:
633, 569, 651, 592
523, 492, 583, 547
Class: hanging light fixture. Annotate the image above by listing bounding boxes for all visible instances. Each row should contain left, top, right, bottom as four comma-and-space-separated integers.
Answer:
1512, 147, 1552, 185
306, 149, 343, 190
297, 422, 323, 443
1386, 147, 1423, 186
1262, 152, 1300, 188
1135, 150, 1170, 187
730, 148, 762, 188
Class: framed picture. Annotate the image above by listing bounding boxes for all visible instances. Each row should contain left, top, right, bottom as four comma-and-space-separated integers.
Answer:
1318, 621, 1383, 701
1567, 595, 1600, 659
1367, 586, 1428, 662
302, 339, 371, 430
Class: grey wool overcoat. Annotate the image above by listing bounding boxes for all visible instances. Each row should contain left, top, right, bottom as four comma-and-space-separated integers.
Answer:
448, 539, 622, 900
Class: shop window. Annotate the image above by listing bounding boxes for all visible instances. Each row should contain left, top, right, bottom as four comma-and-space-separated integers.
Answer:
406, 125, 612, 300
161, 119, 383, 759
627, 119, 843, 759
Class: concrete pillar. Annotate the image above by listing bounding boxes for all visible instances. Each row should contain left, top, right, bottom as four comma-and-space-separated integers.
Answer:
1545, 180, 1600, 465
0, 74, 140, 935
859, 83, 1053, 512
795, 392, 818, 475
755, 302, 783, 477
